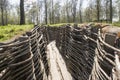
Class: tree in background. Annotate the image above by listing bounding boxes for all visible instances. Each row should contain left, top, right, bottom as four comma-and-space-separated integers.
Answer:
29, 2, 38, 24
44, 0, 47, 24
71, 0, 78, 22
0, 0, 5, 25
110, 0, 112, 23
20, 0, 25, 25
105, 0, 109, 22
84, 0, 96, 22
0, 0, 118, 25
53, 1, 60, 24
51, 0, 54, 24
48, 0, 52, 24
79, 0, 83, 23
0, 0, 9, 25
37, 0, 44, 24
65, 0, 70, 23
96, 0, 100, 22
117, 0, 120, 22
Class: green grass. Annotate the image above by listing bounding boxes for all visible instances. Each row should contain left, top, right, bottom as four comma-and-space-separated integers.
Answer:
1, 22, 119, 42
112, 22, 120, 27
0, 24, 34, 42
46, 23, 75, 27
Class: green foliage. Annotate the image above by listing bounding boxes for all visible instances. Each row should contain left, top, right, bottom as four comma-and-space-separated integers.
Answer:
0, 25, 33, 42
112, 22, 120, 27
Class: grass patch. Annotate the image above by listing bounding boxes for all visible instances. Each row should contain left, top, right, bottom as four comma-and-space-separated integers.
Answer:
0, 25, 34, 42
112, 22, 120, 27
46, 23, 75, 27
2, 22, 119, 42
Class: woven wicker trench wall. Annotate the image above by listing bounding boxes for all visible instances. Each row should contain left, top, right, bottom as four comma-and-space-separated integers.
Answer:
0, 25, 120, 80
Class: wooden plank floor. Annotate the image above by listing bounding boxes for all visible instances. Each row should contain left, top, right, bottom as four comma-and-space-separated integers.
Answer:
47, 41, 72, 80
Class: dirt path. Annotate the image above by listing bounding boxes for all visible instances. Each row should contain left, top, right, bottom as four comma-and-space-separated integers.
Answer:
47, 41, 72, 80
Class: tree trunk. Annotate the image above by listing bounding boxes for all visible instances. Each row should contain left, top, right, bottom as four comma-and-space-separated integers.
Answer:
96, 0, 100, 22
106, 1, 108, 23
44, 0, 48, 24
79, 10, 82, 23
66, 7, 70, 23
5, 9, 8, 25
110, 0, 112, 23
79, 0, 83, 23
49, 11, 52, 24
51, 0, 54, 24
66, 0, 70, 23
72, 7, 76, 23
118, 8, 120, 22
72, 0, 78, 23
20, 0, 25, 25
1, 7, 4, 26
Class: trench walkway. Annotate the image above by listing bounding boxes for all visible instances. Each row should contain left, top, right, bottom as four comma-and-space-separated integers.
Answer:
47, 41, 72, 80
